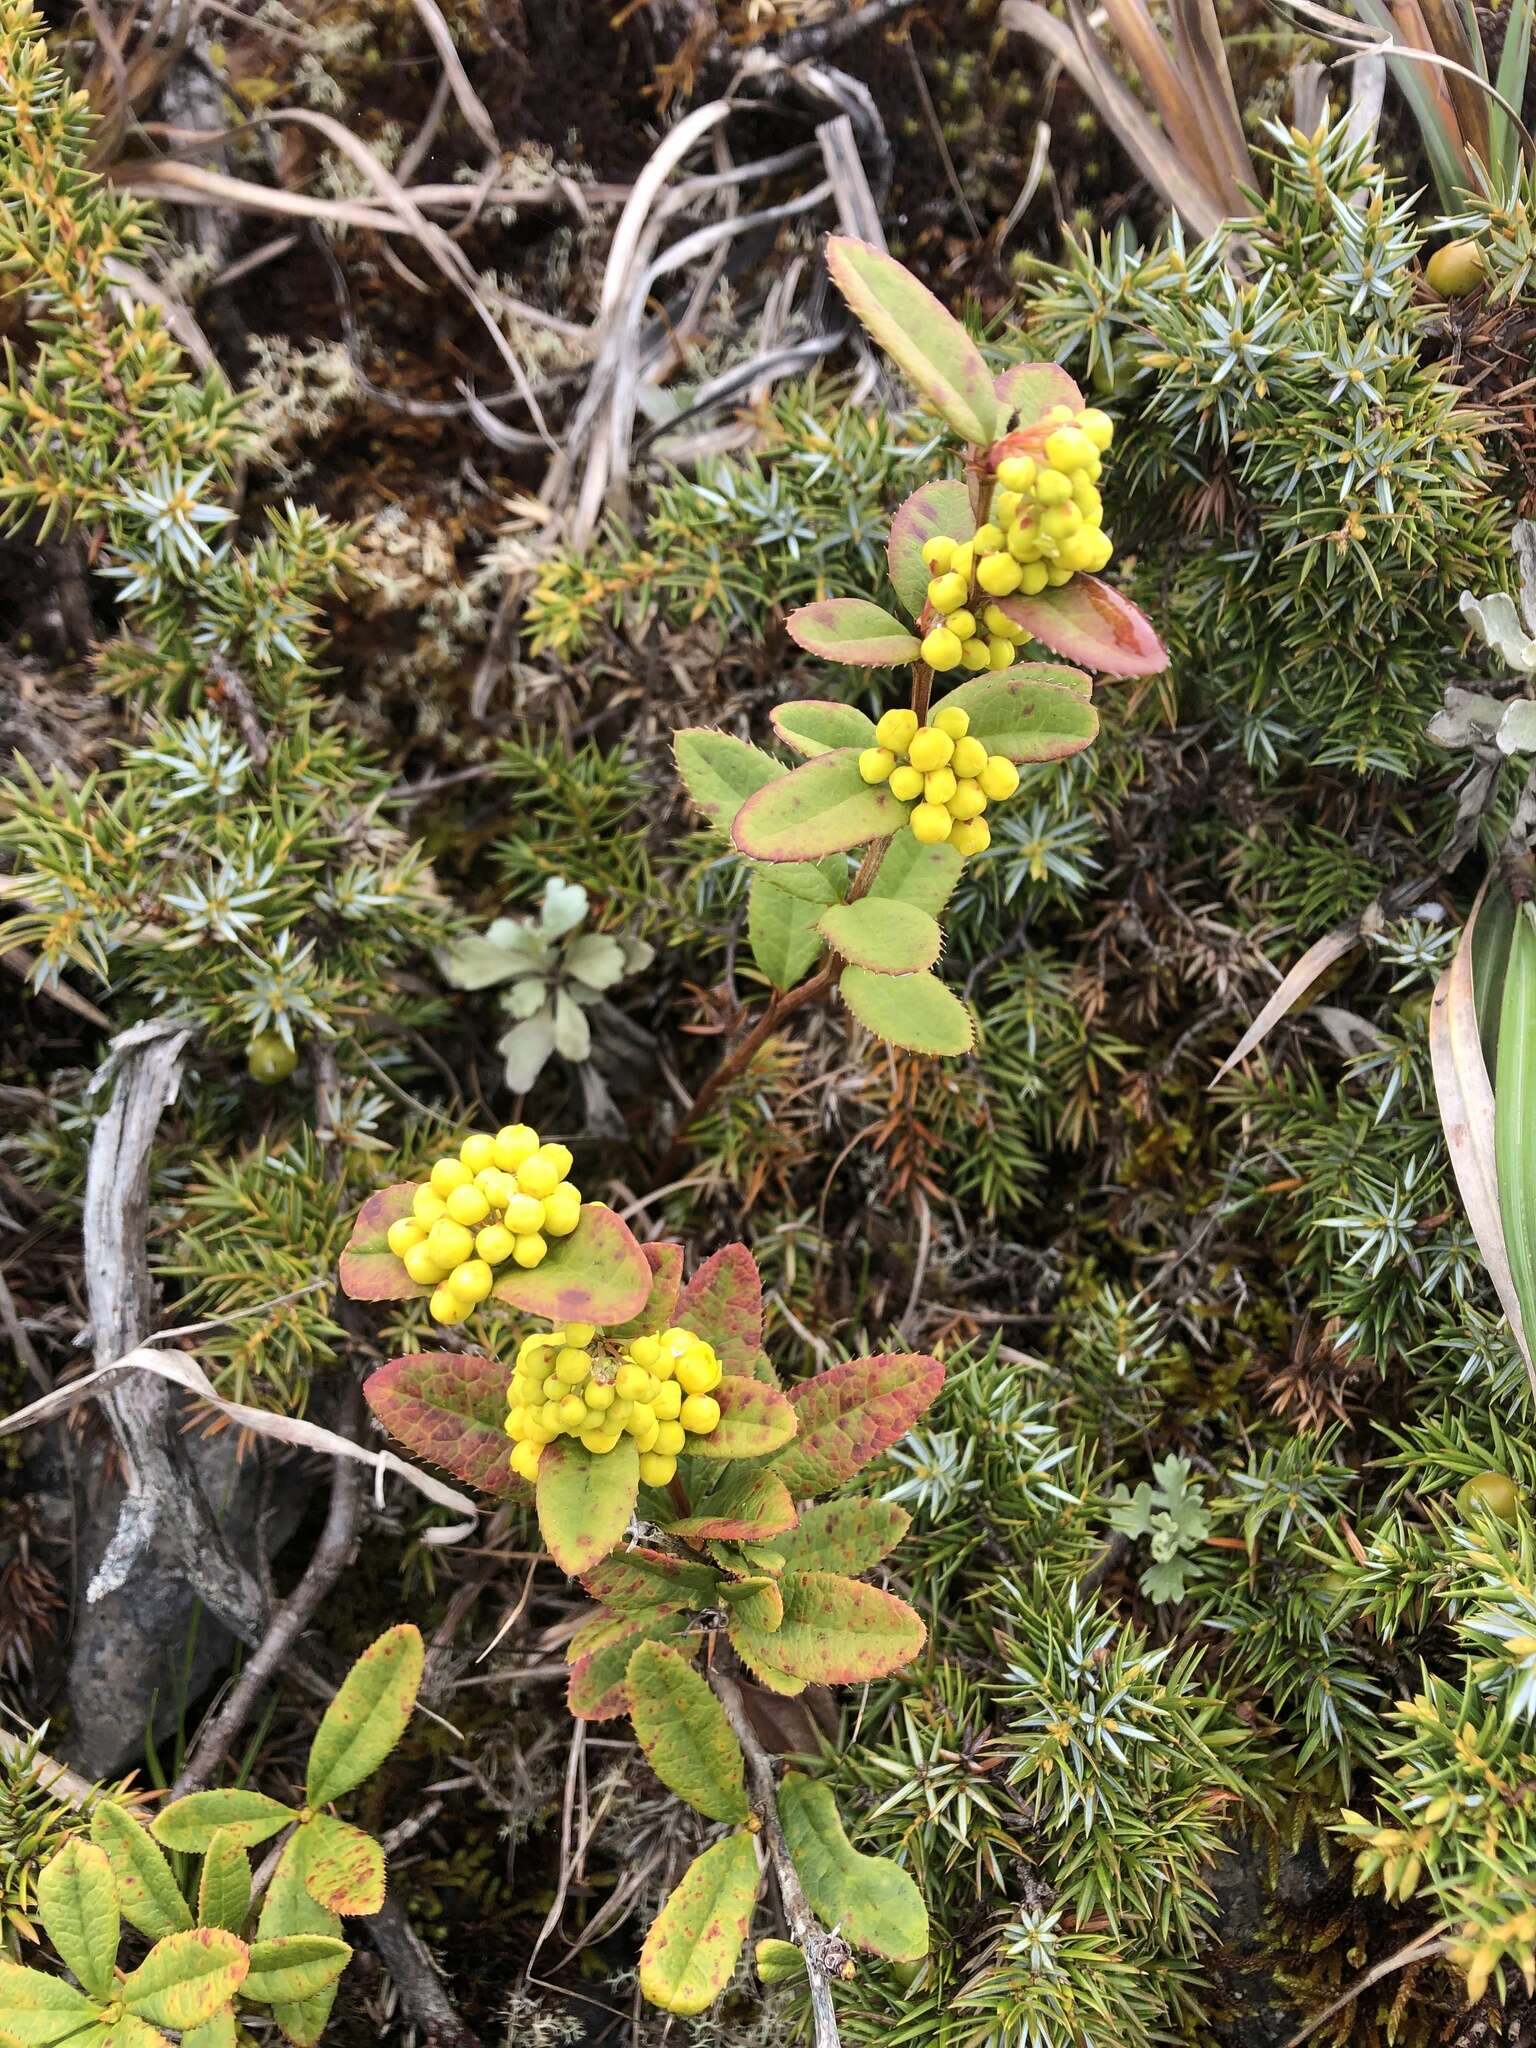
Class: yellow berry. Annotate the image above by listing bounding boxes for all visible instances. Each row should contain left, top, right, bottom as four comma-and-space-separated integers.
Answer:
949, 541, 974, 579
557, 1394, 587, 1430
1018, 561, 1050, 594
972, 523, 1004, 554
513, 1234, 548, 1268
1043, 426, 1095, 472
945, 609, 977, 643
653, 1379, 682, 1420
934, 708, 971, 749
1035, 469, 1072, 505
996, 455, 1036, 492
1077, 407, 1114, 450
994, 488, 1022, 523
411, 1186, 446, 1226
949, 817, 992, 857
1083, 530, 1114, 571
504, 1192, 546, 1234
1041, 503, 1082, 542
475, 1168, 512, 1208
543, 1185, 582, 1236
677, 1349, 722, 1394
449, 1259, 493, 1304
638, 1452, 677, 1487
444, 1183, 490, 1228
632, 1414, 661, 1454
977, 553, 1023, 597
680, 1393, 721, 1435
404, 1242, 444, 1286
908, 726, 955, 771
1006, 526, 1043, 565
427, 1218, 475, 1269
565, 1322, 596, 1346
1056, 532, 1099, 573
517, 1151, 561, 1199
924, 766, 958, 805
1426, 237, 1485, 298
986, 638, 1015, 670
387, 1218, 425, 1258
555, 1346, 591, 1385
585, 1379, 615, 1410
580, 1426, 623, 1454
476, 1223, 516, 1265
921, 535, 954, 570
961, 639, 989, 671
429, 1284, 467, 1325
615, 1362, 650, 1400
982, 604, 1021, 639
910, 802, 952, 845
859, 747, 895, 784
493, 1124, 540, 1171
1457, 1469, 1521, 1519
460, 1133, 497, 1174
980, 755, 1022, 801
921, 626, 963, 672
875, 708, 919, 753
430, 1157, 472, 1197
951, 736, 987, 778
889, 764, 924, 801
629, 1335, 661, 1368
948, 780, 988, 821
927, 571, 969, 614
510, 1440, 542, 1481
1045, 403, 1075, 423
1046, 566, 1073, 586
654, 1419, 686, 1456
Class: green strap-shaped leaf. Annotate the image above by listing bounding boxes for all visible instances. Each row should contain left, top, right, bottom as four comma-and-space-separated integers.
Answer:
784, 600, 920, 667
673, 729, 784, 835
1497, 904, 1536, 1358
580, 1547, 722, 1615
684, 1376, 796, 1461
490, 1203, 653, 1325
120, 1929, 249, 2030
196, 1832, 251, 1936
731, 1573, 925, 1686
819, 899, 941, 976
826, 237, 1002, 446
36, 1840, 118, 2001
91, 1805, 193, 1940
256, 1843, 344, 2048
306, 1623, 424, 1808
152, 1791, 294, 1854
565, 1613, 691, 1722
749, 874, 827, 991
775, 1497, 911, 1576
887, 480, 976, 618
675, 1245, 764, 1374
931, 670, 1097, 763
840, 966, 974, 1055
364, 1352, 521, 1498
638, 1832, 760, 2015
241, 1936, 352, 2006
626, 1642, 750, 1823
663, 1466, 797, 1544
866, 833, 963, 918
777, 1774, 928, 1960
732, 751, 906, 863
998, 578, 1168, 678
771, 700, 879, 757
537, 1437, 640, 1575
774, 1352, 945, 1496
337, 1185, 428, 1302
292, 1816, 384, 1918
0, 1960, 101, 2044
993, 360, 1085, 431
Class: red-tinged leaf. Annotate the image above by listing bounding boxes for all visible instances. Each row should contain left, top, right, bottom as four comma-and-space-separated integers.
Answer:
664, 1467, 798, 1543
293, 1816, 384, 1917
732, 750, 907, 863
364, 1353, 518, 1499
999, 577, 1168, 678
826, 236, 1001, 446
338, 1186, 426, 1302
537, 1437, 639, 1575
675, 1244, 763, 1372
627, 1642, 750, 1823
567, 1613, 691, 1721
491, 1204, 652, 1325
887, 480, 976, 618
992, 361, 1085, 431
785, 598, 921, 666
726, 1619, 806, 1696
685, 1376, 797, 1462
932, 670, 1097, 763
773, 1353, 945, 1496
776, 1497, 911, 1576
732, 1571, 925, 1684
580, 1548, 722, 1615
639, 1832, 760, 2015
771, 700, 878, 758
610, 1241, 685, 1339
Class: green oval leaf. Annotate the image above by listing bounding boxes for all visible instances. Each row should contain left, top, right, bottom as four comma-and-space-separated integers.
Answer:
685, 1375, 796, 1461
306, 1623, 424, 1808
627, 1642, 750, 1823
537, 1437, 640, 1575
749, 874, 827, 991
674, 729, 784, 836
580, 1548, 722, 1616
777, 1774, 928, 1959
731, 1572, 925, 1685
0, 1962, 100, 2045
755, 1936, 807, 1984
887, 480, 976, 619
866, 832, 963, 918
839, 966, 974, 1055
566, 1613, 691, 1722
663, 1467, 797, 1544
35, 1841, 117, 2002
242, 1935, 351, 2006
934, 670, 1098, 762
293, 1816, 383, 1918
91, 1805, 193, 1942
771, 700, 878, 757
152, 1791, 294, 1854
638, 1832, 760, 2016
993, 360, 1085, 431
196, 1832, 251, 1936
776, 1497, 911, 1576
826, 237, 1001, 445
256, 1844, 343, 2047
774, 1352, 945, 1496
999, 576, 1168, 677
363, 1352, 520, 1500
819, 898, 941, 976
337, 1185, 426, 1302
675, 1245, 764, 1374
121, 1929, 249, 2030
490, 1204, 654, 1326
732, 751, 906, 863
784, 599, 921, 667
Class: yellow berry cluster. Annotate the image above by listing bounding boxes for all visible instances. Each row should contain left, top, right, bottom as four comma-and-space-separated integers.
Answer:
918, 406, 1115, 675
857, 702, 1019, 856
504, 1323, 724, 1485
385, 1126, 583, 1326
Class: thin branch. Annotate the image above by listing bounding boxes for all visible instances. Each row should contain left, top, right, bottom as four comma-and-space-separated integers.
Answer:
1280, 1924, 1451, 2048
366, 1896, 480, 2048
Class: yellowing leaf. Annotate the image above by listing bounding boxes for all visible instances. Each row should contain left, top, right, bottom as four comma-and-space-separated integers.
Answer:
242, 1935, 351, 2006
0, 1962, 100, 2046
626, 1642, 750, 1823
839, 966, 974, 1055
305, 1624, 423, 1808
733, 751, 906, 863
292, 1816, 384, 1917
196, 1831, 251, 1936
784, 598, 921, 666
490, 1204, 654, 1326
92, 1805, 192, 1943
152, 1791, 294, 1854
120, 1929, 249, 2031
638, 1832, 760, 2015
37, 1840, 118, 2001
730, 1572, 925, 1685
771, 700, 879, 757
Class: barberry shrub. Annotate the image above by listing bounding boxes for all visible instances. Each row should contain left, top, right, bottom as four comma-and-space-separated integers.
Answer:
341, 1131, 943, 2011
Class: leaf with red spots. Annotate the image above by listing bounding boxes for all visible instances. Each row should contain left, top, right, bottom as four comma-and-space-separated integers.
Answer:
998, 576, 1168, 678
775, 1497, 911, 1577
490, 1205, 653, 1326
771, 1353, 943, 1497
566, 1613, 692, 1721
338, 1185, 426, 1302
626, 1642, 749, 1823
364, 1353, 518, 1499
663, 1468, 797, 1544
675, 1245, 763, 1372
609, 1241, 685, 1338
580, 1548, 721, 1616
305, 1625, 423, 1808
639, 1832, 760, 2015
121, 1928, 250, 2031
684, 1377, 796, 1463
729, 1572, 925, 1685
537, 1437, 639, 1576
293, 1816, 384, 1917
